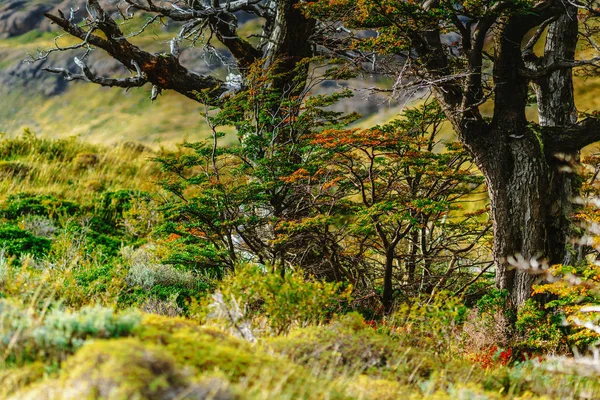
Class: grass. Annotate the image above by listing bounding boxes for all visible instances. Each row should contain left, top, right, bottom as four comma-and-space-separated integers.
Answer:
0, 134, 596, 399
0, 130, 162, 202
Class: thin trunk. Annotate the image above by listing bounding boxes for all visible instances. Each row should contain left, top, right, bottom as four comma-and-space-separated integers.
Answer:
533, 6, 579, 266
382, 247, 395, 314
406, 229, 419, 284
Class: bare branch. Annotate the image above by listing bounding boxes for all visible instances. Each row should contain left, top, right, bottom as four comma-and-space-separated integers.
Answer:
43, 5, 230, 103
522, 16, 559, 57
45, 58, 147, 88
520, 57, 600, 79
543, 117, 600, 153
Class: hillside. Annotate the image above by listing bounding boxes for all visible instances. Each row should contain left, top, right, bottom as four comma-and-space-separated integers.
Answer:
0, 133, 598, 399
3, 2, 600, 399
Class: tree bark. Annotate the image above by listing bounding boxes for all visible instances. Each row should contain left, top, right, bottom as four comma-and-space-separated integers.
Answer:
464, 16, 550, 309
382, 247, 395, 314
533, 5, 580, 266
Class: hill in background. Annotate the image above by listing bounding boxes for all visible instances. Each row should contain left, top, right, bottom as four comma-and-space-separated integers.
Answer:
0, 0, 399, 147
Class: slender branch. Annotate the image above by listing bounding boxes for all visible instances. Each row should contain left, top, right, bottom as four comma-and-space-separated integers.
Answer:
522, 16, 559, 57
520, 57, 600, 79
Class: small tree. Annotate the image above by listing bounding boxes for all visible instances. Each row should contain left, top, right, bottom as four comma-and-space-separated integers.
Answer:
310, 101, 490, 312
155, 60, 359, 276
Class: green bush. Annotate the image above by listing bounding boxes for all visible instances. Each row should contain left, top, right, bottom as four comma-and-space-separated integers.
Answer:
515, 299, 565, 353
0, 224, 51, 258
388, 294, 468, 358
121, 246, 209, 314
32, 306, 141, 353
0, 301, 141, 365
0, 194, 79, 221
207, 263, 352, 335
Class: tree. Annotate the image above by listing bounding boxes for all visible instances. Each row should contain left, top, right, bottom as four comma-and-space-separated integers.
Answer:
311, 100, 490, 312
303, 0, 600, 314
155, 59, 359, 277
37, 0, 600, 319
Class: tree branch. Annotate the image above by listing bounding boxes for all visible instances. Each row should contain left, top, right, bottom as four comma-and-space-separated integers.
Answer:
522, 16, 559, 58
44, 6, 229, 103
520, 57, 600, 79
44, 58, 147, 88
543, 117, 600, 153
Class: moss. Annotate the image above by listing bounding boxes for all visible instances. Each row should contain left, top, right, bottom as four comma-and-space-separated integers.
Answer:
341, 375, 412, 400
135, 314, 274, 380
12, 338, 236, 400
0, 362, 46, 399
265, 313, 404, 377
135, 315, 348, 399
63, 338, 186, 399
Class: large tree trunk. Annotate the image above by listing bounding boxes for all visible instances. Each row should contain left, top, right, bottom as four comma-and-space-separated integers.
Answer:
465, 8, 580, 313
463, 17, 552, 310
474, 129, 549, 308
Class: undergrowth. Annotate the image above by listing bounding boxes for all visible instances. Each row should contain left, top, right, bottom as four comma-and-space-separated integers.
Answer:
0, 133, 599, 399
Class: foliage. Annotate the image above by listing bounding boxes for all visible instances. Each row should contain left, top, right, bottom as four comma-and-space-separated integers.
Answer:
156, 61, 490, 311
155, 59, 360, 279
305, 100, 490, 306
205, 263, 351, 335
0, 223, 51, 259
0, 194, 79, 221
0, 301, 141, 366
386, 294, 468, 358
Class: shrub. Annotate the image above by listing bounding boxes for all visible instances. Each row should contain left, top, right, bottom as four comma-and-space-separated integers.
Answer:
0, 194, 79, 221
0, 301, 141, 365
515, 299, 565, 353
141, 295, 183, 317
19, 215, 57, 239
97, 190, 152, 228
265, 313, 399, 374
207, 263, 352, 335
123, 246, 198, 291
0, 224, 51, 259
72, 152, 99, 170
387, 294, 468, 358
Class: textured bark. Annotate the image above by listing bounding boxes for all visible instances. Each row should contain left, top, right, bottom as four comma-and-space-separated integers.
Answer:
263, 0, 316, 92
534, 6, 580, 266
382, 249, 395, 314
474, 130, 548, 307
462, 16, 551, 309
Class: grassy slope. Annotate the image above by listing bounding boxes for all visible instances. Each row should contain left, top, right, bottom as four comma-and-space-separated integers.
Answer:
0, 135, 597, 399
0, 24, 233, 147
1, 24, 600, 400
